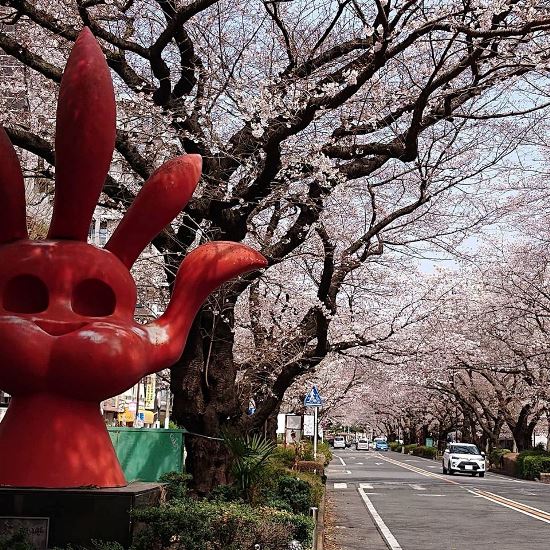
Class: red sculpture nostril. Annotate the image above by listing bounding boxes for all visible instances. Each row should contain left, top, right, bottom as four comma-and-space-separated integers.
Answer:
35, 319, 87, 336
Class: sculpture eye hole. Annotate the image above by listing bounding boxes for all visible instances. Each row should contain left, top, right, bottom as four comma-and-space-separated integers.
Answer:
3, 274, 49, 313
72, 279, 116, 317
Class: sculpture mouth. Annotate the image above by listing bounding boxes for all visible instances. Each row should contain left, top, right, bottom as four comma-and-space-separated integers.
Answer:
35, 320, 87, 336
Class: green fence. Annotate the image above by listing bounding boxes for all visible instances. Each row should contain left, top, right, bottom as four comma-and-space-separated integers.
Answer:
108, 427, 185, 482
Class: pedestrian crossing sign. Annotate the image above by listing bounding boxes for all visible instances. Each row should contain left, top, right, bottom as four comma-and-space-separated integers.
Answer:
304, 386, 323, 407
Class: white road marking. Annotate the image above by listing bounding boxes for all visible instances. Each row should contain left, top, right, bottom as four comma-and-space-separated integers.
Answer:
334, 483, 348, 489
418, 494, 445, 497
360, 483, 373, 489
358, 488, 403, 550
357, 462, 364, 465
410, 484, 426, 491
337, 455, 347, 467
375, 462, 383, 465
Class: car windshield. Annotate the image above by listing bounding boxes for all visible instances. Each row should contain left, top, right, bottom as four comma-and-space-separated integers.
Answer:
450, 445, 479, 455
335, 437, 344, 441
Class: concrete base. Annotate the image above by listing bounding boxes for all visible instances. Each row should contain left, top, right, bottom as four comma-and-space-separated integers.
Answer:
0, 482, 164, 549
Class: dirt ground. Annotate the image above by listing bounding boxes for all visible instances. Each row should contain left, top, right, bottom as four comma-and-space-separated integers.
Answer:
323, 494, 341, 550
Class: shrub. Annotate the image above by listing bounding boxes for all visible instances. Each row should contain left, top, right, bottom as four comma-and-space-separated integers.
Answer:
389, 442, 399, 451
0, 528, 34, 550
276, 475, 315, 514
403, 443, 418, 454
272, 445, 298, 469
317, 441, 333, 465
488, 448, 511, 468
411, 446, 437, 459
521, 455, 550, 480
159, 471, 192, 501
296, 460, 324, 476
52, 542, 124, 550
132, 498, 314, 550
517, 449, 550, 479
208, 484, 242, 502
259, 458, 323, 514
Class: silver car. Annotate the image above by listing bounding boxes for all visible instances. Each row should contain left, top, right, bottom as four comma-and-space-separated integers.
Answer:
333, 436, 346, 449
356, 439, 369, 451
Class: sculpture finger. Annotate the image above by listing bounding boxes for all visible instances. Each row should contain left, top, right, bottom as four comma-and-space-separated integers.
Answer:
106, 154, 202, 268
144, 241, 267, 369
0, 127, 28, 243
48, 27, 116, 241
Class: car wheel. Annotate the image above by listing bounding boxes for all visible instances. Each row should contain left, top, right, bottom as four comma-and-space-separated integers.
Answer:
479, 472, 485, 478
442, 462, 447, 475
448, 466, 454, 475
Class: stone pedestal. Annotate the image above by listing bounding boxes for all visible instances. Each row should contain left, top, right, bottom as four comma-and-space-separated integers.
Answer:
0, 482, 164, 549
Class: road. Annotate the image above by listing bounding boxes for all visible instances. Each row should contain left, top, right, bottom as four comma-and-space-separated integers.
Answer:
326, 448, 550, 549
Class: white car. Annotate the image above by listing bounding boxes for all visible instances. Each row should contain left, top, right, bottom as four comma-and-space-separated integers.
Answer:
356, 439, 369, 451
333, 436, 346, 449
443, 443, 486, 477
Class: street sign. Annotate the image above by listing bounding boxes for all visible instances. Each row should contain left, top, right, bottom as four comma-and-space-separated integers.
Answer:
304, 386, 323, 407
303, 414, 315, 436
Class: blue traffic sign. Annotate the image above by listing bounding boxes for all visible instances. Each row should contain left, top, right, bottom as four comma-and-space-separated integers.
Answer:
304, 386, 323, 407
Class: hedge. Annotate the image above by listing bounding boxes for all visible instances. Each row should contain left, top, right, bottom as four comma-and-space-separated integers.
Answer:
403, 443, 418, 454
521, 456, 550, 480
132, 499, 314, 550
517, 449, 550, 480
411, 445, 437, 459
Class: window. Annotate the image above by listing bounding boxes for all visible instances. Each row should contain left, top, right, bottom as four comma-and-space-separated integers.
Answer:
99, 220, 108, 246
88, 219, 96, 242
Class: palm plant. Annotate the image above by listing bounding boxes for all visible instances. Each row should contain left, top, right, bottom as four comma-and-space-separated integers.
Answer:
222, 431, 276, 502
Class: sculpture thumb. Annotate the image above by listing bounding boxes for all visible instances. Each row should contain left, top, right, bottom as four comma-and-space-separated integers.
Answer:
144, 241, 267, 370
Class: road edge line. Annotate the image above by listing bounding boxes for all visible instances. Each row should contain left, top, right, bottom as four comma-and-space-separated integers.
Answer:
357, 487, 403, 550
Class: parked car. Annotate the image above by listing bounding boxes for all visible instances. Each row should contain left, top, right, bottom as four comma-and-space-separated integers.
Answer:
333, 436, 346, 449
442, 443, 486, 477
375, 440, 389, 451
356, 439, 369, 451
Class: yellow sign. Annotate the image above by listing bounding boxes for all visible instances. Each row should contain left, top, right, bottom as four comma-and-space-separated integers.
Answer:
144, 376, 156, 410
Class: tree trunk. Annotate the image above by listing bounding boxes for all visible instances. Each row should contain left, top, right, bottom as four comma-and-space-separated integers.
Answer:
509, 406, 534, 452
171, 309, 242, 494
185, 435, 232, 494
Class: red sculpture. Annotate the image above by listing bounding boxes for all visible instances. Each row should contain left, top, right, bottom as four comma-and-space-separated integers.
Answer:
0, 28, 266, 488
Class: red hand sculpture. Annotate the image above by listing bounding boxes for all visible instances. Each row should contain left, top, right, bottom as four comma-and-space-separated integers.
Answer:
0, 28, 266, 488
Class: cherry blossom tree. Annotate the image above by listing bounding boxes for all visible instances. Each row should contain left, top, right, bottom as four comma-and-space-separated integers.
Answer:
1, 0, 550, 491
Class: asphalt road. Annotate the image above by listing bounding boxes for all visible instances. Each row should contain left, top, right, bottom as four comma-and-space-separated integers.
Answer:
326, 448, 550, 550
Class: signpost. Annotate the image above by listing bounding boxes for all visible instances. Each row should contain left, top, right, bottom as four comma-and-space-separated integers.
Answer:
304, 386, 323, 460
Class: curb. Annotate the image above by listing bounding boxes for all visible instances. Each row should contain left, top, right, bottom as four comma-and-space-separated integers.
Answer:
315, 488, 325, 550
